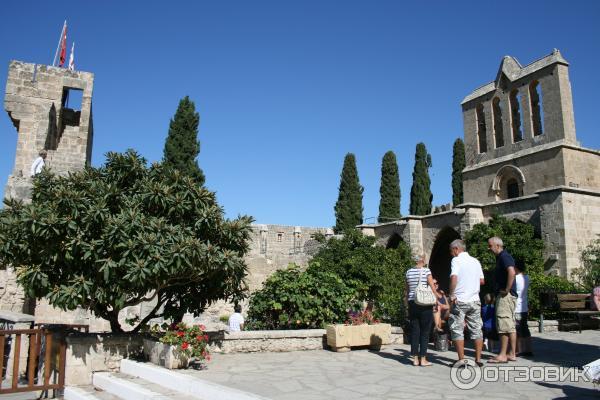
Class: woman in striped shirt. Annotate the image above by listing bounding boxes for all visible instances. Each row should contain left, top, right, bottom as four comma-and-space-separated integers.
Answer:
405, 253, 437, 366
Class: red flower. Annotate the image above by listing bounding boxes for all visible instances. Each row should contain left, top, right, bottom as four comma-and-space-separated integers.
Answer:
181, 342, 189, 350
203, 334, 209, 342
176, 331, 185, 337
206, 354, 211, 361
199, 324, 206, 331
196, 335, 203, 341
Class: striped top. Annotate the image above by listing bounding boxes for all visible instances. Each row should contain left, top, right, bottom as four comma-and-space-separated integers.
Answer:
405, 267, 431, 301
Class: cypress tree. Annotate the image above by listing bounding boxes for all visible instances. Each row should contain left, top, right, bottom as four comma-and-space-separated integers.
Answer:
378, 151, 401, 223
452, 138, 466, 206
163, 96, 205, 185
409, 142, 433, 215
334, 153, 364, 233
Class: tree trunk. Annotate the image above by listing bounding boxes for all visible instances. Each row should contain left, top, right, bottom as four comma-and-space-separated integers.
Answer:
107, 311, 123, 333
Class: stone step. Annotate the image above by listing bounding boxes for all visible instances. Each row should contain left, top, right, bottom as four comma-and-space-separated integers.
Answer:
93, 371, 198, 400
120, 359, 270, 400
64, 385, 121, 400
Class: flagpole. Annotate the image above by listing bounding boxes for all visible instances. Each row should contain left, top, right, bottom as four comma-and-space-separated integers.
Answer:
52, 20, 66, 67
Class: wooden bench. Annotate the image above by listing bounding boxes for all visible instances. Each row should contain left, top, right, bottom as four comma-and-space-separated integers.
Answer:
557, 293, 600, 333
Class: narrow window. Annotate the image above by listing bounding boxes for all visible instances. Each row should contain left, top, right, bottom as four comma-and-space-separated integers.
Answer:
260, 232, 268, 254
277, 232, 283, 242
506, 178, 520, 199
476, 103, 487, 153
529, 81, 544, 136
293, 232, 301, 253
510, 90, 523, 142
61, 87, 83, 127
492, 97, 504, 148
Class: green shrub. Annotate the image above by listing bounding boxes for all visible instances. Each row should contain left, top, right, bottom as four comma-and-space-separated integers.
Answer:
572, 237, 600, 291
465, 215, 574, 317
307, 229, 412, 325
246, 265, 360, 330
219, 315, 230, 323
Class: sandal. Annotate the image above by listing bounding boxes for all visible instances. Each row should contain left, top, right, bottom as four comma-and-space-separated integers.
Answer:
487, 358, 508, 364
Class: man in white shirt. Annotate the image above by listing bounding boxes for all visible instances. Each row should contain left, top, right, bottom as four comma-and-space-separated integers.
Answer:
228, 304, 245, 332
448, 239, 485, 366
30, 149, 47, 176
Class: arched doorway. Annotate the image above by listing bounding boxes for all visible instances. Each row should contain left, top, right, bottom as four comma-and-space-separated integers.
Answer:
386, 233, 403, 249
428, 227, 461, 293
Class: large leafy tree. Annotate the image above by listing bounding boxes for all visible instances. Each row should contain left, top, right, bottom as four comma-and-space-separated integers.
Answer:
0, 151, 253, 332
464, 215, 574, 316
378, 151, 401, 223
409, 142, 432, 215
334, 153, 363, 233
163, 96, 205, 185
452, 138, 465, 206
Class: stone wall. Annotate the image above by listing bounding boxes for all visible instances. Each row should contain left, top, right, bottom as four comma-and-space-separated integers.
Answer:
559, 188, 600, 277
562, 146, 600, 191
0, 267, 28, 313
64, 333, 143, 386
462, 144, 566, 204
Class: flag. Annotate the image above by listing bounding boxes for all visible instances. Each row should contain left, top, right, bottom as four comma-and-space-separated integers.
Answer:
59, 22, 67, 67
68, 42, 75, 71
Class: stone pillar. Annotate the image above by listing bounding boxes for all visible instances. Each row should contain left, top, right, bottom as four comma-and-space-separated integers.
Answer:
403, 218, 424, 255
459, 206, 484, 236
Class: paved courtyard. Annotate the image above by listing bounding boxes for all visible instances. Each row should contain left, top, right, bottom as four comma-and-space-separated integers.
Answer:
182, 330, 600, 400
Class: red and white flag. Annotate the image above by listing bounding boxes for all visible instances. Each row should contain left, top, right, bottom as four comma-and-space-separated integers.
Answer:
68, 42, 75, 71
53, 21, 68, 67
59, 22, 67, 67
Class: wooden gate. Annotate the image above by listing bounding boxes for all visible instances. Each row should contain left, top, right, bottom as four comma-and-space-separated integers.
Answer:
0, 324, 87, 395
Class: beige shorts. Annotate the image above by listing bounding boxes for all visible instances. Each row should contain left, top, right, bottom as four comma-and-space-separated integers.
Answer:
496, 294, 517, 334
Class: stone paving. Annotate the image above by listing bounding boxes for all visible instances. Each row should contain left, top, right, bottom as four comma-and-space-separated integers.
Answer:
183, 330, 600, 400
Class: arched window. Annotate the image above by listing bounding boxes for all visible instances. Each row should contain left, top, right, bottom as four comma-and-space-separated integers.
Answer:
492, 165, 526, 201
492, 97, 504, 148
476, 103, 487, 153
510, 89, 523, 142
529, 81, 544, 136
506, 178, 520, 199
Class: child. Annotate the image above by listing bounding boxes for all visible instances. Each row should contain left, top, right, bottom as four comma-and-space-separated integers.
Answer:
228, 304, 245, 332
482, 293, 498, 352
515, 260, 533, 357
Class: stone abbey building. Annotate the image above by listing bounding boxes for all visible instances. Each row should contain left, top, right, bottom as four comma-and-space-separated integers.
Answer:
1, 50, 599, 328
360, 49, 600, 291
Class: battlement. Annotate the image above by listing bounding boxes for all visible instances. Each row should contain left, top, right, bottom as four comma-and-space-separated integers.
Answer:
4, 60, 94, 200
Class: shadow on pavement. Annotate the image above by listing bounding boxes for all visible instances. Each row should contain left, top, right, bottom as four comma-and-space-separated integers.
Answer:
536, 382, 599, 400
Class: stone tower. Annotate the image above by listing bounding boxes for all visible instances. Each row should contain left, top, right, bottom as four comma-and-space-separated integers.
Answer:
4, 60, 94, 200
1, 61, 94, 316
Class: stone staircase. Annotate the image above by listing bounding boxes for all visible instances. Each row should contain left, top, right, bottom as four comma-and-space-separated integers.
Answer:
64, 359, 268, 400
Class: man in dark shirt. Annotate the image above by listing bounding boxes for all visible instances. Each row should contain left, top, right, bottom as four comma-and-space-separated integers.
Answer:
488, 236, 517, 363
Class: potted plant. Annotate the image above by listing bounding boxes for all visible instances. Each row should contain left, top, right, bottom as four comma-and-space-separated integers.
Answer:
326, 310, 391, 352
144, 322, 211, 369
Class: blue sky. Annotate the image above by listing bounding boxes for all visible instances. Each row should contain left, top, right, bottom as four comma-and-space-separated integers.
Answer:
1, 1, 599, 227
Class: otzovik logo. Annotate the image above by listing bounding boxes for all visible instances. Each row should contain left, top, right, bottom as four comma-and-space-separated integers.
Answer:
450, 360, 593, 389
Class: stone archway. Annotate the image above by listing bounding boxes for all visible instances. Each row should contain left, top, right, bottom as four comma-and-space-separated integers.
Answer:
428, 227, 461, 293
386, 233, 403, 249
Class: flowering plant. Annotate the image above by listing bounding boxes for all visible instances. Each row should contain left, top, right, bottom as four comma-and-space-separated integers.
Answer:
344, 310, 380, 326
158, 322, 211, 361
